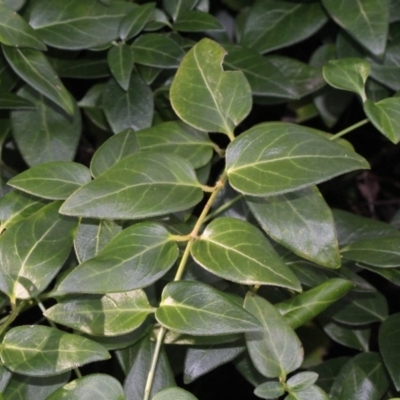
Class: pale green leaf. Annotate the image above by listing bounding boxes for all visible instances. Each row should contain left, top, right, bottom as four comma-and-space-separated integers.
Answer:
152, 387, 198, 400
254, 382, 285, 399
285, 385, 329, 400
287, 372, 319, 392
0, 365, 12, 392
107, 44, 134, 91
0, 0, 25, 11
119, 2, 156, 40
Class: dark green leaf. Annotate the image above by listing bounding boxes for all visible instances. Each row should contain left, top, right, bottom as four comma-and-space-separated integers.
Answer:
102, 74, 153, 133
191, 217, 301, 290
132, 33, 185, 68
163, 0, 197, 21
152, 387, 198, 400
287, 372, 319, 392
29, 0, 135, 50
46, 374, 124, 400
322, 0, 389, 57
174, 10, 224, 32
254, 382, 285, 399
244, 292, 303, 379
0, 50, 18, 91
275, 278, 354, 329
1, 326, 110, 376
240, 0, 328, 54
8, 162, 91, 200
2, 46, 74, 115
226, 122, 369, 196
0, 201, 77, 300
58, 222, 178, 293
61, 152, 202, 220
156, 281, 262, 335
247, 187, 340, 268
107, 44, 134, 91
379, 313, 400, 391
170, 38, 251, 138
119, 3, 156, 40
52, 54, 110, 79
358, 264, 400, 286
0, 92, 34, 109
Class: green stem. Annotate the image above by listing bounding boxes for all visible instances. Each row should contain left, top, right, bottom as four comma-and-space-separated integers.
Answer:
330, 119, 369, 141
203, 194, 243, 223
0, 300, 19, 338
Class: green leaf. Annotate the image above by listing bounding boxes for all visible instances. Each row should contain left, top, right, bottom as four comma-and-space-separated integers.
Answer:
184, 343, 245, 384
322, 0, 389, 57
29, 0, 135, 50
131, 33, 185, 68
379, 313, 400, 391
191, 217, 301, 290
0, 201, 77, 300
74, 218, 122, 263
0, 365, 12, 392
364, 97, 400, 143
3, 372, 70, 400
156, 281, 262, 335
46, 374, 125, 400
170, 38, 251, 138
8, 162, 91, 200
152, 387, 198, 400
119, 2, 156, 40
0, 92, 34, 109
2, 46, 74, 115
226, 122, 369, 197
287, 372, 319, 392
58, 222, 178, 293
247, 187, 341, 268
136, 121, 214, 169
0, 0, 25, 11
60, 152, 202, 220
1, 326, 110, 376
163, 0, 197, 21
224, 44, 299, 99
102, 74, 153, 134
275, 278, 354, 329
174, 10, 224, 32
0, 5, 46, 50
341, 235, 400, 267
10, 85, 81, 166
244, 292, 303, 379
254, 382, 285, 399
107, 44, 134, 91
45, 290, 154, 336
358, 264, 400, 287
239, 0, 328, 54
285, 385, 329, 400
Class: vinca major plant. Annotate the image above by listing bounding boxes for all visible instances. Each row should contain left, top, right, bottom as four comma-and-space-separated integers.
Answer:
0, 0, 399, 399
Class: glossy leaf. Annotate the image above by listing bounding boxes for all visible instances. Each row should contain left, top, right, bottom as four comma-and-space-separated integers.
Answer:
240, 0, 328, 54
8, 161, 91, 200
322, 0, 389, 57
226, 122, 369, 196
131, 33, 185, 68
10, 85, 81, 166
244, 292, 303, 379
58, 222, 178, 293
0, 365, 12, 393
286, 385, 329, 400
287, 372, 319, 392
156, 281, 262, 335
119, 2, 156, 40
1, 326, 110, 376
379, 313, 400, 390
170, 38, 252, 137
276, 278, 354, 329
247, 187, 341, 268
45, 290, 154, 336
364, 97, 400, 143
174, 10, 224, 32
0, 201, 77, 300
254, 382, 285, 399
191, 217, 301, 290
60, 152, 202, 220
322, 58, 370, 101
152, 387, 198, 400
53, 54, 110, 79
2, 46, 74, 115
102, 74, 153, 133
46, 374, 124, 400
163, 0, 197, 21
29, 0, 135, 50
0, 92, 34, 109
107, 44, 134, 91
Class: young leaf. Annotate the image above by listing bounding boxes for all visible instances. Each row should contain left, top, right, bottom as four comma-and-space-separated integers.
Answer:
152, 387, 199, 400
2, 46, 74, 115
254, 382, 285, 399
226, 122, 369, 197
156, 281, 262, 335
322, 58, 370, 101
191, 217, 301, 290
1, 326, 110, 376
244, 292, 303, 379
173, 10, 224, 32
46, 374, 124, 400
8, 161, 91, 200
107, 43, 134, 91
286, 372, 319, 392
58, 222, 179, 294
119, 2, 156, 40
170, 38, 252, 138
379, 313, 400, 390
45, 290, 155, 336
60, 152, 203, 220
0, 201, 77, 300
286, 385, 329, 400
247, 187, 341, 269
364, 97, 400, 143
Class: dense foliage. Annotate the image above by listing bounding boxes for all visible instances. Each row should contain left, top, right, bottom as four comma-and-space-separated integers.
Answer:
0, 0, 400, 399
